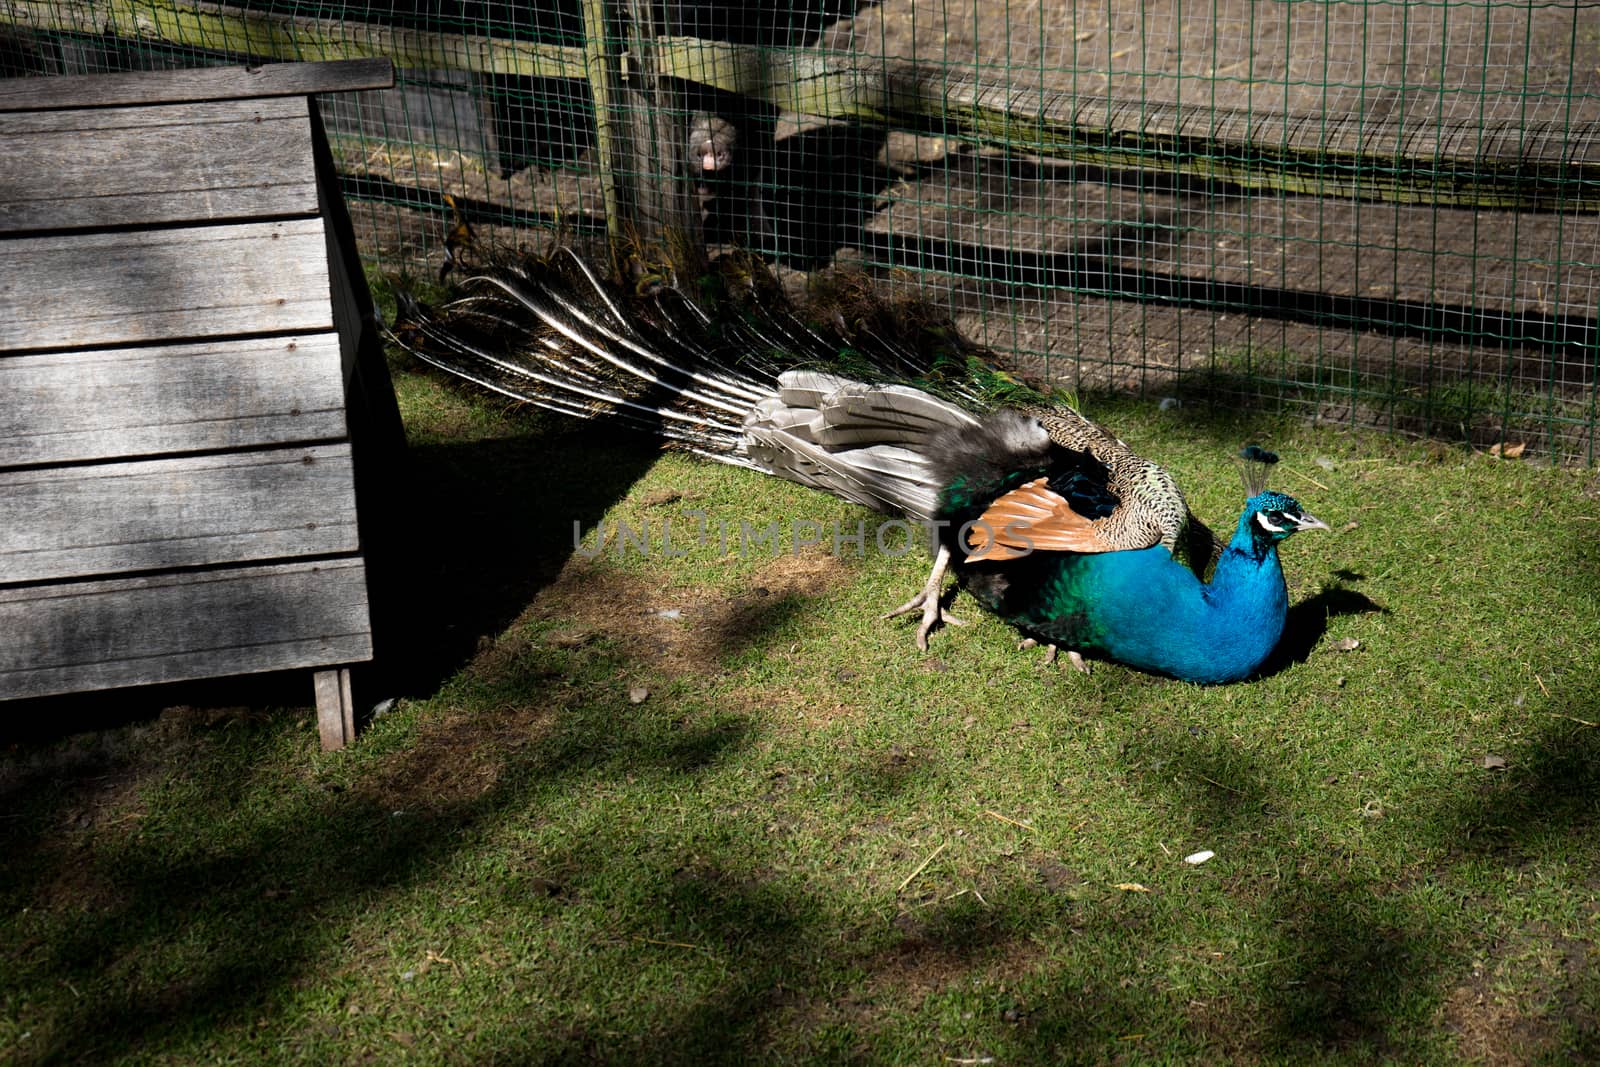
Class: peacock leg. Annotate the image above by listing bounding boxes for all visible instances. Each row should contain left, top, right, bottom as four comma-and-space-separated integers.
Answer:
1067, 650, 1091, 675
883, 543, 965, 651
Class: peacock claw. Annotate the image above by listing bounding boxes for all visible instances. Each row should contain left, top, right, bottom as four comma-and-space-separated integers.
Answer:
883, 595, 964, 652
884, 543, 962, 651
1018, 638, 1064, 668
1019, 638, 1091, 674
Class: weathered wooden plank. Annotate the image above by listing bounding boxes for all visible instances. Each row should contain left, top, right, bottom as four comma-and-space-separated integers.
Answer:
0, 58, 393, 112
313, 666, 356, 750
2, 0, 572, 83
0, 444, 358, 583
0, 97, 316, 232
1, 218, 333, 351
0, 334, 347, 467
0, 558, 372, 699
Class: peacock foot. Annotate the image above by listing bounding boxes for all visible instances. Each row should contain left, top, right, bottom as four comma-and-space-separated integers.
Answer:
883, 592, 965, 651
884, 544, 964, 651
1017, 639, 1092, 675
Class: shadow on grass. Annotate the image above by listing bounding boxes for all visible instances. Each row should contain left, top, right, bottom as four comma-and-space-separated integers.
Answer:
1411, 647, 1600, 1060
1440, 532, 1600, 860
1, 659, 764, 1062
1256, 874, 1451, 1059
0, 615, 1065, 1064
1448, 712, 1600, 862
370, 422, 655, 697
1089, 724, 1463, 1059
1259, 575, 1388, 679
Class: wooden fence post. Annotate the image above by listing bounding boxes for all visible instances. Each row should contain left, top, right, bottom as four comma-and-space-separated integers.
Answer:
580, 0, 702, 267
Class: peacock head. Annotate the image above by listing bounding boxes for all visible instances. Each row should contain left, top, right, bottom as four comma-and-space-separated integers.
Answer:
1235, 446, 1329, 553
1242, 489, 1330, 547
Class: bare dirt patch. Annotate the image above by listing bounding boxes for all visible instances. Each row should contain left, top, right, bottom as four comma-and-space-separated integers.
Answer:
357, 702, 545, 815
1436, 922, 1597, 1065
519, 548, 852, 679
1439, 978, 1557, 1066
363, 547, 857, 809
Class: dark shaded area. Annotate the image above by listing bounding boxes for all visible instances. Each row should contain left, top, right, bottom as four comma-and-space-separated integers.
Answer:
0, 27, 53, 77
1116, 719, 1280, 833
1438, 529, 1600, 856
369, 425, 649, 696
0, 673, 766, 1062
1099, 731, 1454, 1059
0, 673, 311, 747
1436, 635, 1600, 866
1256, 875, 1448, 1059
483, 73, 596, 177
1452, 718, 1600, 858
848, 227, 1600, 369
693, 588, 811, 661
755, 122, 894, 269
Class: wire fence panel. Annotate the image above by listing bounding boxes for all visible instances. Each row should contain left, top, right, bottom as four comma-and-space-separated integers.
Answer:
4, 0, 1598, 459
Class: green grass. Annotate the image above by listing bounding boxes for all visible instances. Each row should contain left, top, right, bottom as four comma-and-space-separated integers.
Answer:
5, 353, 1600, 1065
1186, 344, 1596, 463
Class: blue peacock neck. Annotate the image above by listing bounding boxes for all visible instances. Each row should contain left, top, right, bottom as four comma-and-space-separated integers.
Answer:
1077, 501, 1290, 684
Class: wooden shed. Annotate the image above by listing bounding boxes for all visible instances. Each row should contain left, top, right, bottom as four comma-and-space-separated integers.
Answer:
0, 59, 400, 749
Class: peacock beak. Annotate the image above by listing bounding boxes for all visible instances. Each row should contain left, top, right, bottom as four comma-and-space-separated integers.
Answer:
1292, 511, 1331, 532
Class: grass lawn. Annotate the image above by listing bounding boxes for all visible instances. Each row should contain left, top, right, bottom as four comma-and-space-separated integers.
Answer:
4, 345, 1600, 1065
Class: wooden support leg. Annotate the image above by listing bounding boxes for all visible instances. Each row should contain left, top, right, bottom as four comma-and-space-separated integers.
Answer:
314, 667, 356, 750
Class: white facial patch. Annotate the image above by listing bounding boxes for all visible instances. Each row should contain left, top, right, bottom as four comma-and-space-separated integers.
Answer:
1255, 512, 1286, 534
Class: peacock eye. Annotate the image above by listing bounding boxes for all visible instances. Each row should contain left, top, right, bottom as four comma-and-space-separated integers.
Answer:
1254, 510, 1288, 534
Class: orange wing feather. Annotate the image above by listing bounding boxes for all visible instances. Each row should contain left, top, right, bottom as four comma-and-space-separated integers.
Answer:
963, 478, 1121, 561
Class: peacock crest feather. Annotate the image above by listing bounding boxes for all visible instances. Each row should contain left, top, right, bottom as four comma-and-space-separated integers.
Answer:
1237, 444, 1280, 497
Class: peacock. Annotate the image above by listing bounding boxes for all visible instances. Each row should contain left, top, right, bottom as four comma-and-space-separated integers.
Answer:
389, 241, 1328, 684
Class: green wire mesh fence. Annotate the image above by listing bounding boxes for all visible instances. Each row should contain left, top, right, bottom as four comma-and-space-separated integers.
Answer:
4, 0, 1599, 460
